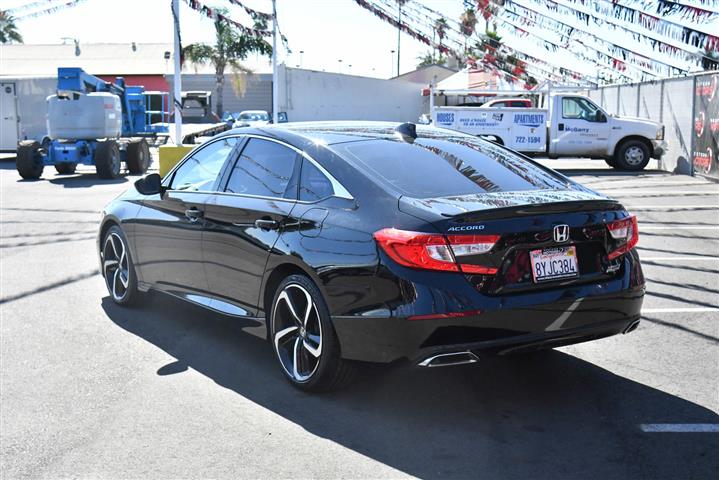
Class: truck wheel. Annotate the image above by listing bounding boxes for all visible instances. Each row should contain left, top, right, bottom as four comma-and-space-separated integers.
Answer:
615, 140, 650, 171
16, 141, 44, 180
95, 140, 121, 179
126, 139, 151, 174
55, 162, 77, 174
604, 158, 619, 169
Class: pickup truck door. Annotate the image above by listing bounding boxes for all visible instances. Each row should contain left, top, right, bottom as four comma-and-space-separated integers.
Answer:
550, 96, 610, 157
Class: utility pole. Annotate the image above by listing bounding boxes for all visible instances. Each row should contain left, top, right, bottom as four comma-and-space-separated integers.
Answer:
172, 0, 182, 145
396, 2, 401, 76
272, 0, 278, 124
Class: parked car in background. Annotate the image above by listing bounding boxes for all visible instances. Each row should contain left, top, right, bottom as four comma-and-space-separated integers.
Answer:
480, 98, 533, 108
233, 110, 271, 128
98, 122, 644, 391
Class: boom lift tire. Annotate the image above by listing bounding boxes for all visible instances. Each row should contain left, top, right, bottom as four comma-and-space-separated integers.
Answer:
126, 139, 151, 174
95, 140, 121, 179
16, 141, 44, 180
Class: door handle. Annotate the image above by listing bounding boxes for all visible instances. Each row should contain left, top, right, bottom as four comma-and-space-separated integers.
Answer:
254, 218, 280, 230
185, 207, 203, 223
558, 123, 565, 131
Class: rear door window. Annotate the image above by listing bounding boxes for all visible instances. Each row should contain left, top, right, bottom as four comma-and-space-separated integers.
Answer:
334, 138, 568, 198
225, 138, 299, 199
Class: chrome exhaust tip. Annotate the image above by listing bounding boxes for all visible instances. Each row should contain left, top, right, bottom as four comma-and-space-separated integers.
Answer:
418, 351, 479, 367
623, 320, 640, 334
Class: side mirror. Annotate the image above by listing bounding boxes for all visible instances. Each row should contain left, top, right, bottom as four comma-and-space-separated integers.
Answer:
278, 112, 289, 123
596, 111, 607, 123
135, 173, 163, 195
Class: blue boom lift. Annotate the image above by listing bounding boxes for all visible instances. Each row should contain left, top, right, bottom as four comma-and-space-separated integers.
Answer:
16, 67, 170, 180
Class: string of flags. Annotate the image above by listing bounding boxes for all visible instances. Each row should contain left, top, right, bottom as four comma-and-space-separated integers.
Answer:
183, 0, 272, 37
12, 0, 88, 20
224, 0, 274, 22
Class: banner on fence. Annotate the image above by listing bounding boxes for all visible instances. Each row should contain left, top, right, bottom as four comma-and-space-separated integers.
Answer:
693, 73, 719, 179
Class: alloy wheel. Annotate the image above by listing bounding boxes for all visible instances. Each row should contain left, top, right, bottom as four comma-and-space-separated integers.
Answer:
103, 232, 130, 301
273, 284, 323, 382
624, 146, 645, 166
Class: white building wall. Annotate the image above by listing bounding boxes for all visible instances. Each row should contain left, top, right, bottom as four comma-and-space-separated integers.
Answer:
277, 65, 424, 122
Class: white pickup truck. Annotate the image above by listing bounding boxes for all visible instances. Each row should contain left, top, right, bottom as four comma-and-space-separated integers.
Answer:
432, 93, 666, 170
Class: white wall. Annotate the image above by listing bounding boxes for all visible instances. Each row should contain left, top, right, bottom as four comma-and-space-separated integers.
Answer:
277, 66, 425, 122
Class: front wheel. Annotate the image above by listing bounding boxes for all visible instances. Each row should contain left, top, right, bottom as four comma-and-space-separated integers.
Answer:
102, 225, 142, 306
615, 140, 650, 171
270, 274, 356, 391
16, 141, 44, 179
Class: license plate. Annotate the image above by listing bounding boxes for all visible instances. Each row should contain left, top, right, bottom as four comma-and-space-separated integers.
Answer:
530, 246, 579, 283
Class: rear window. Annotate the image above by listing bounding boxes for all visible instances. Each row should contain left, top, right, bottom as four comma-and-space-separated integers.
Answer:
334, 137, 569, 198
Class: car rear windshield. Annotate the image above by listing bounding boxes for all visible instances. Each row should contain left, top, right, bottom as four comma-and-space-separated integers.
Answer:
333, 137, 570, 198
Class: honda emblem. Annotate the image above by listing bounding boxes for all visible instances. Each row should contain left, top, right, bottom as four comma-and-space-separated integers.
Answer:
553, 224, 570, 243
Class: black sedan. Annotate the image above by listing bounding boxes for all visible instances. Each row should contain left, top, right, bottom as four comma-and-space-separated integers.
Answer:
98, 122, 644, 391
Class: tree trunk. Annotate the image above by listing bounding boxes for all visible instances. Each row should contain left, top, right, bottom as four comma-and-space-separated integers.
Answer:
215, 64, 225, 117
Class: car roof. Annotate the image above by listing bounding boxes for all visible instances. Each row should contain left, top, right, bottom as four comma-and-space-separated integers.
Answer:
220, 121, 466, 146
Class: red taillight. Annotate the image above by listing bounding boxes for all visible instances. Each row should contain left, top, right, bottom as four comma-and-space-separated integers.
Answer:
373, 228, 499, 274
606, 215, 639, 260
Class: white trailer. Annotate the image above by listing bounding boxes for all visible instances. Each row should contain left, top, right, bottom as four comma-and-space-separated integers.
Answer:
432, 89, 666, 170
0, 76, 56, 151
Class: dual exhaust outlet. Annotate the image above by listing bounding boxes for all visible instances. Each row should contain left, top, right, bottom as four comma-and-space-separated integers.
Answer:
419, 320, 640, 367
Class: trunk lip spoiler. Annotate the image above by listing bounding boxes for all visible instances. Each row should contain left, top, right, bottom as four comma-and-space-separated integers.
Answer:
400, 195, 623, 221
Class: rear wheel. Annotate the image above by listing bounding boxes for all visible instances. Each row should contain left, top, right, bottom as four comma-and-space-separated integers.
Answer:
126, 139, 151, 174
270, 274, 356, 391
102, 225, 142, 306
95, 140, 121, 179
16, 141, 44, 180
55, 162, 77, 174
615, 140, 650, 171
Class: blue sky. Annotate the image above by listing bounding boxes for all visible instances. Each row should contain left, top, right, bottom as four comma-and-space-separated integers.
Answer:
6, 0, 465, 78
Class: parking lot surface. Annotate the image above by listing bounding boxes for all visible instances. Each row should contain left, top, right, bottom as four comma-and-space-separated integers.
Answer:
1, 157, 718, 479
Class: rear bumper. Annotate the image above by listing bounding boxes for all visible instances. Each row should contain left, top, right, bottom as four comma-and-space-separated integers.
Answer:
331, 251, 645, 364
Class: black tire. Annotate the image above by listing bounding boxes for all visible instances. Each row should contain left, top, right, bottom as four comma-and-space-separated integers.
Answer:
16, 140, 44, 180
270, 274, 357, 392
126, 139, 151, 174
55, 162, 77, 174
101, 225, 142, 306
95, 140, 121, 179
614, 139, 650, 171
604, 158, 619, 169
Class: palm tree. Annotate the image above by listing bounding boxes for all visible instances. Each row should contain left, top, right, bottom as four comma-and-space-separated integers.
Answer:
183, 9, 271, 117
0, 10, 23, 44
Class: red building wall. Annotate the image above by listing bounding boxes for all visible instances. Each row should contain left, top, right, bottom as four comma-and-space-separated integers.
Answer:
97, 75, 169, 92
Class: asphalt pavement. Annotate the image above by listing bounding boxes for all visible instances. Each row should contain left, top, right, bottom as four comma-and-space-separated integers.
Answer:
1, 156, 717, 479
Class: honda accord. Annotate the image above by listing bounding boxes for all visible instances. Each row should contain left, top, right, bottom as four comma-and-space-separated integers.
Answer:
98, 122, 644, 391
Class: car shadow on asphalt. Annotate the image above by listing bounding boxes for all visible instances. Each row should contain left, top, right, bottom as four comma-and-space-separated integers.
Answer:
47, 174, 130, 188
101, 294, 719, 479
